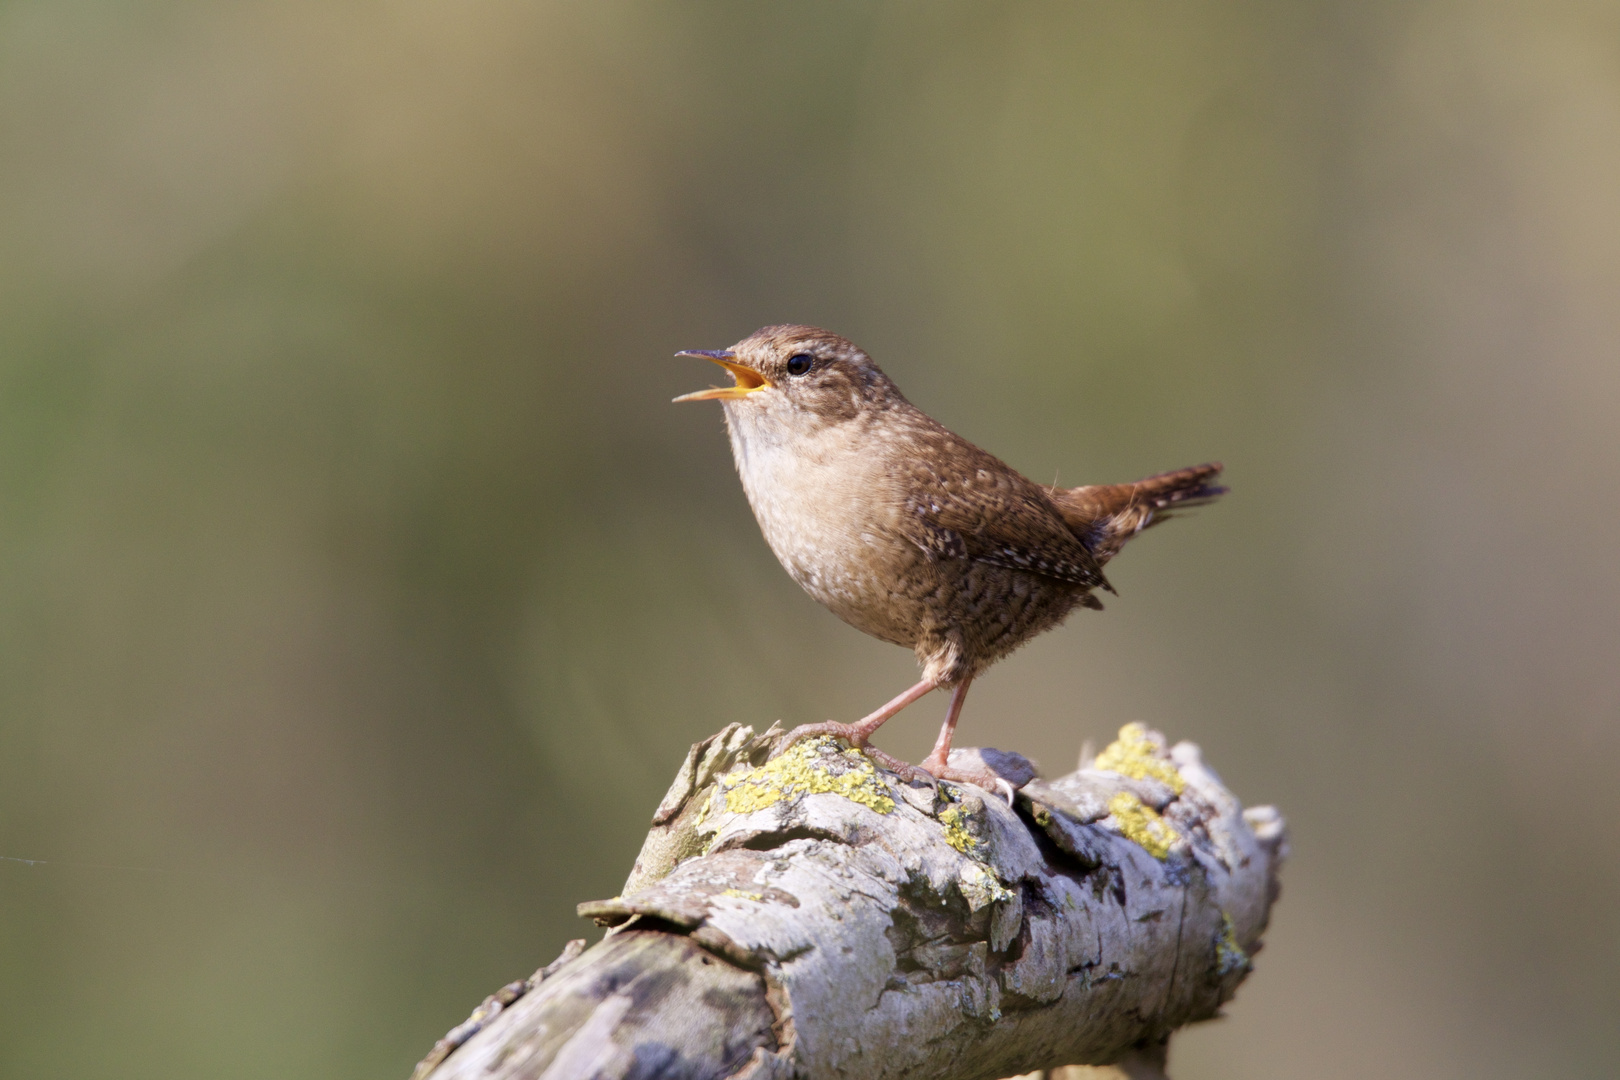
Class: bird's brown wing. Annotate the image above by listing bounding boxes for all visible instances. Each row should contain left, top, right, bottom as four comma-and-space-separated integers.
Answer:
893, 427, 1110, 592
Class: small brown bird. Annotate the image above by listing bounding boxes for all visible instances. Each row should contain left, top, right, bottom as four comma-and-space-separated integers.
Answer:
675, 325, 1224, 787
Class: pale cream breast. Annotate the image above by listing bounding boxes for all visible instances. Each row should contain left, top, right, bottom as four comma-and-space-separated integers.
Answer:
723, 403, 922, 647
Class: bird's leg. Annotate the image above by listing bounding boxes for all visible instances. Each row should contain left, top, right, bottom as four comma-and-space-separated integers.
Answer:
776, 678, 937, 758
918, 677, 972, 776
914, 678, 1009, 798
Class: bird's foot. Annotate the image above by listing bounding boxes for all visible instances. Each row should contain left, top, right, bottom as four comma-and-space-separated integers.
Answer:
775, 720, 878, 755
772, 727, 1013, 804
774, 723, 944, 790
868, 751, 942, 792
917, 755, 1017, 806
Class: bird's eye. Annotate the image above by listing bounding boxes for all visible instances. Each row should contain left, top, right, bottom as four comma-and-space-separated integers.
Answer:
786, 353, 814, 377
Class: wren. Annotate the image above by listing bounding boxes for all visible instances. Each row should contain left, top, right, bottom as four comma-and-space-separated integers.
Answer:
675, 325, 1224, 789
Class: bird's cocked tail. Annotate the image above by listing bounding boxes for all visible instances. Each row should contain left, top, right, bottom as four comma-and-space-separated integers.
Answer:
1051, 463, 1226, 564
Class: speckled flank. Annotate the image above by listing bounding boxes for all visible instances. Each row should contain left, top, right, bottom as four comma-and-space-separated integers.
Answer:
1107, 791, 1178, 859
721, 889, 765, 902
1094, 722, 1186, 794
716, 736, 896, 816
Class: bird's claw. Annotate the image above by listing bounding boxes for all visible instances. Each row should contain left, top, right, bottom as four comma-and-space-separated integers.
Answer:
921, 763, 1017, 804
902, 764, 942, 794
859, 746, 933, 787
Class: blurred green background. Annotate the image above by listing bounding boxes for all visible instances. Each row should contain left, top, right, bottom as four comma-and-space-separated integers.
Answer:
1, 2, 1617, 1077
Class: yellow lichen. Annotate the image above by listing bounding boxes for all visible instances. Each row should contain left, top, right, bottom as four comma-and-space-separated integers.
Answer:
721, 888, 764, 902
1107, 791, 1178, 859
938, 801, 979, 855
1093, 722, 1184, 794
1215, 912, 1250, 975
716, 737, 895, 815
935, 789, 1017, 911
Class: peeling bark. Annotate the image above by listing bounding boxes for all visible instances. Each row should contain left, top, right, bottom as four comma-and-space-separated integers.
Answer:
412, 723, 1286, 1080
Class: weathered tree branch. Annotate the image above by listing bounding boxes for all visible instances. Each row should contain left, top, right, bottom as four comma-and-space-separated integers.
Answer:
412, 722, 1286, 1080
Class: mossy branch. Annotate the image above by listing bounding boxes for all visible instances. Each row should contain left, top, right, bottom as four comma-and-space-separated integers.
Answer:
411, 723, 1286, 1080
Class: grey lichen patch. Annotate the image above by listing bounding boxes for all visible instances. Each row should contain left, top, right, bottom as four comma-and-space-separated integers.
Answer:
958, 948, 1003, 1022
957, 861, 1015, 911
715, 736, 896, 816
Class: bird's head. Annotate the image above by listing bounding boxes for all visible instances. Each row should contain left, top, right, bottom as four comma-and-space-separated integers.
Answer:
674, 325, 904, 427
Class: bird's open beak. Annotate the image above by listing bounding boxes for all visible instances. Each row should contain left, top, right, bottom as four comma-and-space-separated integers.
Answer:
672, 349, 772, 402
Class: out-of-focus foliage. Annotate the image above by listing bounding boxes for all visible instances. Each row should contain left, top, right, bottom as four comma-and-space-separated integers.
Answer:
1, 2, 1616, 1077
